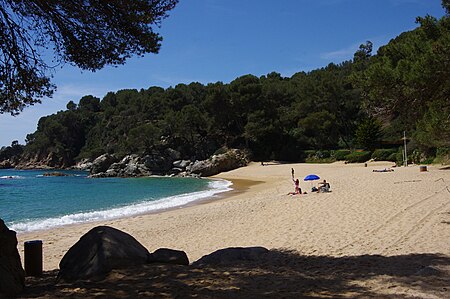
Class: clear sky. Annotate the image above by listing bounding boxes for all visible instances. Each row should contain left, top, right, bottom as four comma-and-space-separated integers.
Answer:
0, 0, 446, 147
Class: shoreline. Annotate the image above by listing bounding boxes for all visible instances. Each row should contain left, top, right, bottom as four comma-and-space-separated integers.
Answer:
16, 161, 450, 273
9, 175, 236, 234
15, 175, 264, 270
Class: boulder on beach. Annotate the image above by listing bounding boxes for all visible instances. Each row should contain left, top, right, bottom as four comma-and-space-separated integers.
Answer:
192, 246, 269, 266
0, 219, 25, 297
148, 248, 189, 265
57, 226, 150, 282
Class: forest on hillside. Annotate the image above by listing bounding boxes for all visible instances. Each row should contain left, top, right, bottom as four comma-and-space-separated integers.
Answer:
1, 8, 449, 168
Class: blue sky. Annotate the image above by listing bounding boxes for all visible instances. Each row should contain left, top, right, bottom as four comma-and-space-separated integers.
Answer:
0, 0, 446, 147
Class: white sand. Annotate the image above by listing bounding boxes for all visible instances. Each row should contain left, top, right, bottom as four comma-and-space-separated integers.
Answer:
17, 161, 450, 273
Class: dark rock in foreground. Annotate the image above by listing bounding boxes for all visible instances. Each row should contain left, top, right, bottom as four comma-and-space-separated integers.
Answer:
192, 246, 269, 266
148, 248, 189, 265
0, 219, 25, 297
57, 226, 150, 282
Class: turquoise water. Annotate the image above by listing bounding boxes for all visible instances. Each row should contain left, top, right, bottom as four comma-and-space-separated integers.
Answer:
0, 169, 231, 233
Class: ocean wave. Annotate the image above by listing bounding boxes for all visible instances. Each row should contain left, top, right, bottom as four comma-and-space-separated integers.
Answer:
10, 179, 233, 233
0, 175, 24, 179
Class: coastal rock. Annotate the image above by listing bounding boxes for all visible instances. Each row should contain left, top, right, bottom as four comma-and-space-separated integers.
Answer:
0, 160, 12, 169
189, 160, 212, 176
148, 248, 189, 265
15, 152, 61, 169
173, 160, 191, 169
123, 163, 140, 176
0, 219, 25, 297
73, 159, 93, 171
143, 155, 171, 174
165, 148, 181, 161
192, 247, 269, 266
170, 167, 184, 175
120, 154, 140, 165
90, 154, 117, 175
142, 149, 180, 174
87, 148, 247, 178
189, 149, 249, 177
57, 226, 150, 282
90, 171, 117, 178
97, 155, 151, 177
43, 172, 70, 177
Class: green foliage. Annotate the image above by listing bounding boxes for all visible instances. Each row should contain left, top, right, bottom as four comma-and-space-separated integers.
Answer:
0, 141, 24, 162
15, 7, 450, 165
415, 97, 450, 148
443, 0, 450, 14
356, 118, 382, 150
21, 63, 364, 165
332, 149, 351, 161
434, 147, 450, 164
353, 11, 450, 152
371, 149, 397, 161
344, 151, 372, 163
304, 150, 335, 163
0, 0, 178, 115
66, 101, 77, 111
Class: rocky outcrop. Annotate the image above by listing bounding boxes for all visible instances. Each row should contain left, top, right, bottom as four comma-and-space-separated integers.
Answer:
89, 149, 182, 178
90, 154, 152, 178
0, 160, 12, 169
146, 148, 178, 172
15, 151, 73, 169
72, 159, 93, 171
188, 149, 249, 177
192, 247, 269, 266
89, 154, 118, 174
57, 226, 150, 282
148, 248, 189, 265
43, 172, 71, 177
0, 219, 25, 297
13, 147, 249, 178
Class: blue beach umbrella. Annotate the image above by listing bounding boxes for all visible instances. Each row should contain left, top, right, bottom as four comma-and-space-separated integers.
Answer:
304, 174, 320, 181
304, 174, 320, 190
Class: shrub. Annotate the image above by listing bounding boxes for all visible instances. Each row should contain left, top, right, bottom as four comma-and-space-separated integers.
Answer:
303, 150, 316, 159
371, 149, 397, 161
387, 152, 397, 162
345, 151, 371, 163
395, 150, 405, 166
304, 150, 334, 163
332, 149, 351, 161
434, 147, 450, 165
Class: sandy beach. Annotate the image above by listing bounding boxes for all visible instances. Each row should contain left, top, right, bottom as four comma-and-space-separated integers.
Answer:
17, 161, 450, 298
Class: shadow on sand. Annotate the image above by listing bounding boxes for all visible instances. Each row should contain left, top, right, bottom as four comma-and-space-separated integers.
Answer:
22, 250, 450, 298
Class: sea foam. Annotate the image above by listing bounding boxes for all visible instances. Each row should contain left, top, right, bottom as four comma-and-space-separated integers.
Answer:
0, 175, 24, 179
10, 179, 232, 233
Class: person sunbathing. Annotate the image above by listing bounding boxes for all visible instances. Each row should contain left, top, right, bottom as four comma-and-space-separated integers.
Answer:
317, 180, 331, 192
372, 168, 394, 172
288, 178, 302, 195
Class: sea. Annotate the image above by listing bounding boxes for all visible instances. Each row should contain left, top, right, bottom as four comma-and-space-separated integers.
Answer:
0, 169, 232, 233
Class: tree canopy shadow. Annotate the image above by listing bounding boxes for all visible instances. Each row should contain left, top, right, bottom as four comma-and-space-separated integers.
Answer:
22, 250, 450, 298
